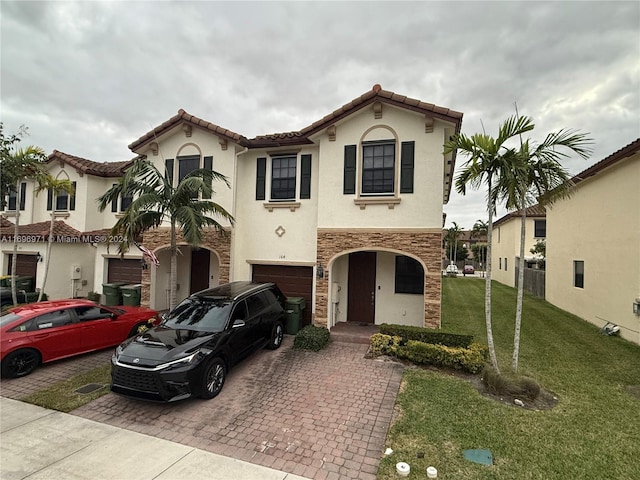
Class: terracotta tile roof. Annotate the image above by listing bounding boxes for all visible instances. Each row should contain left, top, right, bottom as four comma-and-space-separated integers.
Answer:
128, 109, 250, 151
0, 217, 14, 228
298, 84, 463, 138
493, 204, 546, 227
572, 138, 640, 186
48, 151, 135, 177
0, 220, 82, 239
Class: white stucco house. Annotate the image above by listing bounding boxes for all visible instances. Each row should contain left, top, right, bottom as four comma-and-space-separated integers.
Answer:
546, 138, 640, 344
2, 85, 463, 329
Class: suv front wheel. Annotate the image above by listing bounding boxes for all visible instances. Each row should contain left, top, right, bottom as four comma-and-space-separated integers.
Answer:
266, 322, 284, 350
198, 357, 226, 399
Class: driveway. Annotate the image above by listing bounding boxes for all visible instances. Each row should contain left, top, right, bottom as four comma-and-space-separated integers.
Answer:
3, 337, 404, 480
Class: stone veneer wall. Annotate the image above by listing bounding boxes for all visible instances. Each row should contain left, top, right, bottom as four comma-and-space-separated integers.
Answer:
139, 228, 231, 308
316, 229, 442, 328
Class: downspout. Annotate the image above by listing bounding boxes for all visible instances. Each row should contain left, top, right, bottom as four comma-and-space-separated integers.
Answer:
229, 146, 248, 282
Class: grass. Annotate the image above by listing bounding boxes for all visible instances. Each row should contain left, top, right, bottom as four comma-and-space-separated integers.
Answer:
378, 277, 640, 479
21, 364, 111, 413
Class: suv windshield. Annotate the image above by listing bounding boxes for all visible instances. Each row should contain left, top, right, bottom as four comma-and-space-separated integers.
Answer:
163, 297, 232, 333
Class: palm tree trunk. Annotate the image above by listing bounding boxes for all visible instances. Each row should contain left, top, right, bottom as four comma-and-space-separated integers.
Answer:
485, 176, 499, 373
11, 181, 20, 305
38, 213, 55, 302
169, 220, 178, 311
513, 192, 527, 371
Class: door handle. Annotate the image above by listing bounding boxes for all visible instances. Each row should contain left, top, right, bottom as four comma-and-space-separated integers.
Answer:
34, 334, 50, 339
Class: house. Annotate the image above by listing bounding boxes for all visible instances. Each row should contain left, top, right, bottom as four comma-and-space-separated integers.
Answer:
546, 138, 640, 344
441, 229, 488, 269
491, 204, 546, 288
1, 85, 463, 330
0, 151, 138, 300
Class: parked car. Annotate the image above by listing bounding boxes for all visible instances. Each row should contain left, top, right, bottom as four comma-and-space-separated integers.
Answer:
463, 265, 475, 276
445, 264, 459, 276
110, 281, 287, 402
1, 299, 159, 378
0, 287, 27, 309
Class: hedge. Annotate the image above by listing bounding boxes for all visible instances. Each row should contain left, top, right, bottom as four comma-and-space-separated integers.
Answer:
379, 323, 474, 348
370, 333, 488, 374
293, 325, 331, 351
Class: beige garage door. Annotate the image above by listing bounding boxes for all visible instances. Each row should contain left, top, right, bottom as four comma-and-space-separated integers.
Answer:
252, 264, 313, 326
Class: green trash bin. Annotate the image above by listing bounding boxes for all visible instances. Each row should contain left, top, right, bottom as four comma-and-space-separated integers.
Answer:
14, 276, 33, 292
121, 284, 142, 307
0, 276, 10, 288
285, 297, 306, 335
102, 282, 126, 306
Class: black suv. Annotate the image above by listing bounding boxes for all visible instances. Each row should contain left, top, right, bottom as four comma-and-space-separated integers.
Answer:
110, 281, 286, 402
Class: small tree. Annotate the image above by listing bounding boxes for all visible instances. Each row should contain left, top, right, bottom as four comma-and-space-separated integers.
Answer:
530, 240, 546, 269
0, 124, 47, 305
34, 175, 75, 301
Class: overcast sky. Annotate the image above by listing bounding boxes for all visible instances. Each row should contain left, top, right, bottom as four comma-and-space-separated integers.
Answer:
2, 1, 638, 230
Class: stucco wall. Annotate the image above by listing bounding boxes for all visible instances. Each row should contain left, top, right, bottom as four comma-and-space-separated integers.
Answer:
492, 216, 544, 288
546, 155, 640, 344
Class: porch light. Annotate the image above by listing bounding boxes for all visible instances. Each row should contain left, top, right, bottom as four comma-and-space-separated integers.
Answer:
316, 265, 324, 279
36, 252, 43, 262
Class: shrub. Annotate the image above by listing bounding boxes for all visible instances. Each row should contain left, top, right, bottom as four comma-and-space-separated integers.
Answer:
87, 291, 100, 302
379, 323, 474, 348
395, 341, 487, 373
482, 366, 541, 400
25, 292, 47, 303
369, 333, 402, 356
293, 325, 330, 351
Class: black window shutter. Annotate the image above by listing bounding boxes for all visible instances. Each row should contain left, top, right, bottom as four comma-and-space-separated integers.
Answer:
111, 183, 117, 212
47, 188, 53, 211
165, 158, 174, 185
70, 182, 77, 210
300, 154, 312, 199
256, 157, 266, 201
203, 156, 213, 199
400, 141, 415, 194
343, 145, 356, 194
19, 182, 26, 210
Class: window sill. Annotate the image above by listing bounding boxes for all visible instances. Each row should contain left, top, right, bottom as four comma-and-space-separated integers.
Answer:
354, 197, 401, 210
53, 211, 70, 219
263, 201, 301, 212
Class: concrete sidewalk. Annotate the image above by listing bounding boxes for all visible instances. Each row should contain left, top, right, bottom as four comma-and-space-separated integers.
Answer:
0, 397, 309, 480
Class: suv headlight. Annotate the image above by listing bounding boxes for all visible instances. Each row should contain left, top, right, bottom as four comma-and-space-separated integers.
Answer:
157, 350, 205, 370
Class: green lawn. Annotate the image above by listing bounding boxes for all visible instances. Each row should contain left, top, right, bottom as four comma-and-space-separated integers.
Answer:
378, 277, 640, 479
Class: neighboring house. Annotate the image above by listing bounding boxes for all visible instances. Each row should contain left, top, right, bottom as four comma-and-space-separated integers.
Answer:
128, 84, 463, 328
1, 85, 463, 329
491, 204, 546, 288
546, 138, 640, 345
0, 151, 137, 300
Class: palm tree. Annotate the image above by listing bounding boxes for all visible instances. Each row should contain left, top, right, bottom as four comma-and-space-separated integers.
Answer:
444, 115, 534, 373
34, 175, 75, 302
1, 145, 47, 305
472, 219, 488, 277
502, 130, 592, 372
97, 159, 234, 310
447, 222, 463, 267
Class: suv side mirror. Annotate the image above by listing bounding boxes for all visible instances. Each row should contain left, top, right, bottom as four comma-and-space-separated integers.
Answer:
232, 319, 245, 329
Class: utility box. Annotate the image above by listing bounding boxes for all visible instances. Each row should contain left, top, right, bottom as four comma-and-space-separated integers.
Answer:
71, 264, 82, 280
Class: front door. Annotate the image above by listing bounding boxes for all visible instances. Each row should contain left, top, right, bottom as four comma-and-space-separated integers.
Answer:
190, 249, 210, 294
347, 252, 376, 324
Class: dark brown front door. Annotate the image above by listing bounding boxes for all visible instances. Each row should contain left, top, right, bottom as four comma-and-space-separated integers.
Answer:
190, 249, 210, 294
347, 251, 376, 324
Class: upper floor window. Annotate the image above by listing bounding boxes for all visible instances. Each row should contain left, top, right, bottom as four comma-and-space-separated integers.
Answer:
47, 182, 76, 212
271, 156, 297, 200
110, 183, 133, 213
362, 141, 395, 195
343, 140, 414, 197
255, 154, 312, 203
534, 219, 546, 238
165, 155, 213, 198
5, 182, 26, 211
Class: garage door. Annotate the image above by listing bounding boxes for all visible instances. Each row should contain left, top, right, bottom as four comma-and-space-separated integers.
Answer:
252, 265, 313, 326
7, 254, 38, 279
107, 258, 142, 284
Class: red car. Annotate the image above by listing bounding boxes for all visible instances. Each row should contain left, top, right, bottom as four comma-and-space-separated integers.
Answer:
1, 299, 159, 378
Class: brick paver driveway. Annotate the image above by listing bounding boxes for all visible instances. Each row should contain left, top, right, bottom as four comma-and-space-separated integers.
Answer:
78, 337, 403, 480
2, 337, 404, 480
